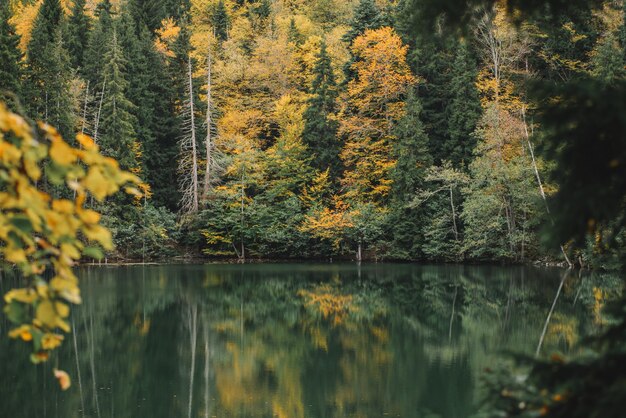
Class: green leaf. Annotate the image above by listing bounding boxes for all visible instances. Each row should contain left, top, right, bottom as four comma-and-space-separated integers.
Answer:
82, 246, 104, 260
9, 215, 33, 234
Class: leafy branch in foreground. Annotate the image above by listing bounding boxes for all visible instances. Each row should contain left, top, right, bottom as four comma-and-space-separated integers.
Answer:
0, 101, 140, 389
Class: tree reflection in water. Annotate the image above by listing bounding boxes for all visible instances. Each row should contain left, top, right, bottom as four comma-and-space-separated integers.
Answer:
0, 264, 620, 418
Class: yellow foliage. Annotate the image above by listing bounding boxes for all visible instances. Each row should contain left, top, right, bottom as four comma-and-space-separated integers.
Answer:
0, 102, 140, 385
340, 27, 416, 204
298, 284, 356, 326
154, 18, 181, 57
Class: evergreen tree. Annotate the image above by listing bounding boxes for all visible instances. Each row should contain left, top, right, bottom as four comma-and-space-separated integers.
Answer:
128, 0, 167, 33
342, 0, 384, 82
25, 0, 74, 137
592, 33, 625, 83
287, 17, 304, 46
66, 0, 91, 70
445, 41, 481, 167
302, 41, 341, 179
342, 0, 383, 45
388, 90, 432, 259
413, 35, 455, 164
119, 9, 180, 209
211, 0, 229, 42
0, 3, 23, 106
99, 31, 140, 171
84, 0, 114, 85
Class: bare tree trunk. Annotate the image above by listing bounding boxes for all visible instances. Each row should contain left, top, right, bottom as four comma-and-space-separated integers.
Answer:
180, 56, 200, 214
203, 52, 214, 199
203, 323, 210, 418
187, 304, 198, 418
72, 319, 86, 418
536, 269, 570, 357
449, 186, 459, 242
93, 78, 106, 144
522, 107, 573, 268
81, 81, 90, 135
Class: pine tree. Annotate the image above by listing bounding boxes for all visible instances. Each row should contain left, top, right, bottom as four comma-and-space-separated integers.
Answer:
342, 0, 384, 83
287, 17, 304, 46
342, 0, 383, 45
445, 41, 481, 167
128, 0, 167, 33
25, 0, 74, 137
66, 0, 91, 70
84, 0, 114, 85
388, 90, 432, 259
302, 41, 341, 179
212, 0, 229, 42
413, 35, 455, 164
592, 33, 625, 83
0, 3, 23, 106
99, 31, 140, 172
119, 10, 180, 209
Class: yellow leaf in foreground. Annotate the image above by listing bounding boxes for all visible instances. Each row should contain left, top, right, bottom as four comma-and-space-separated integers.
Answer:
49, 139, 77, 166
4, 288, 38, 304
36, 300, 57, 329
53, 369, 71, 390
42, 333, 64, 350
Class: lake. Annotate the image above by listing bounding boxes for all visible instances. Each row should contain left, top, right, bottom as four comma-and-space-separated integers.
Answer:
0, 264, 619, 418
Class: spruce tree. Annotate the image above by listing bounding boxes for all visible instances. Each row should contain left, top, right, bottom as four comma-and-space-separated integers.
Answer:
302, 41, 341, 180
592, 33, 625, 83
287, 17, 304, 46
84, 0, 114, 85
211, 0, 229, 42
445, 41, 481, 168
342, 0, 384, 84
25, 0, 74, 137
128, 0, 167, 33
119, 9, 180, 209
66, 0, 91, 70
99, 31, 139, 171
388, 90, 432, 259
0, 3, 23, 106
412, 34, 455, 164
342, 0, 383, 45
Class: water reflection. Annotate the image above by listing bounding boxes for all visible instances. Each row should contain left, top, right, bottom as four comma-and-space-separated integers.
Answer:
0, 264, 620, 418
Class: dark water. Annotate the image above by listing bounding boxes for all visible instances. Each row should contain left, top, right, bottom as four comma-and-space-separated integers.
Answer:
0, 264, 620, 418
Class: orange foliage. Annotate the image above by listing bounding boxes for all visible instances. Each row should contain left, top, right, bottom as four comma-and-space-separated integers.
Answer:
340, 27, 416, 203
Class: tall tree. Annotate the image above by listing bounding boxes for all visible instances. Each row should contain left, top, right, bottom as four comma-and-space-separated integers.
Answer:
302, 41, 341, 180
445, 41, 482, 167
99, 31, 140, 172
211, 0, 229, 42
340, 27, 416, 205
342, 0, 383, 45
25, 0, 74, 137
0, 3, 23, 106
388, 89, 432, 259
84, 0, 114, 85
66, 0, 90, 70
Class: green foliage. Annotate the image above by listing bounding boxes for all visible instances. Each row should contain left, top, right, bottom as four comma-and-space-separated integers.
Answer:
24, 0, 74, 138
99, 31, 140, 171
0, 3, 23, 106
66, 0, 90, 70
388, 89, 432, 259
211, 0, 230, 42
302, 41, 341, 180
445, 41, 481, 168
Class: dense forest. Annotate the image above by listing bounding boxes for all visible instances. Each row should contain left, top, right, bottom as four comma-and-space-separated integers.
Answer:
1, 0, 626, 264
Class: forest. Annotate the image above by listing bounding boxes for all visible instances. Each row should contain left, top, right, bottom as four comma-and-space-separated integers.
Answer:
3, 0, 626, 264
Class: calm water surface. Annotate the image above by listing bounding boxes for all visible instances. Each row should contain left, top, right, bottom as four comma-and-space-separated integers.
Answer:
0, 264, 619, 418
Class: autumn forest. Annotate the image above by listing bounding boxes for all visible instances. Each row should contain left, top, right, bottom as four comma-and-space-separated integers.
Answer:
1, 0, 625, 265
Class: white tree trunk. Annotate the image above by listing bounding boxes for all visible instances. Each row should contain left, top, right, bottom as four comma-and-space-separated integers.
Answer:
179, 56, 200, 214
